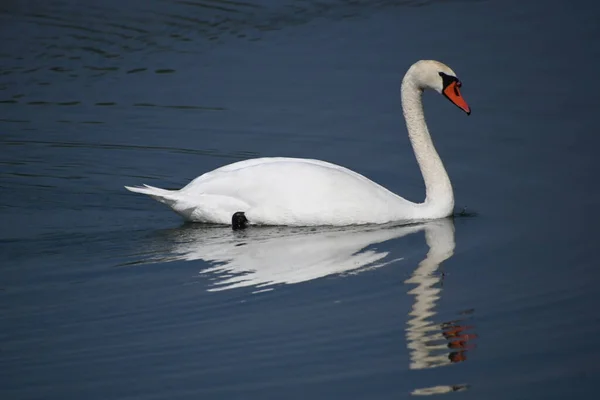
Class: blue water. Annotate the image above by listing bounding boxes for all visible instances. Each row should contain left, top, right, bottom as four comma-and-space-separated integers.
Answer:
1, 0, 599, 398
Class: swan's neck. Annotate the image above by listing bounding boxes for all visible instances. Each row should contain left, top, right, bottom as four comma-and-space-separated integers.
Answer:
401, 79, 454, 218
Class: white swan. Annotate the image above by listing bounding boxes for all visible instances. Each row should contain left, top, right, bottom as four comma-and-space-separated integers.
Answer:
125, 60, 471, 227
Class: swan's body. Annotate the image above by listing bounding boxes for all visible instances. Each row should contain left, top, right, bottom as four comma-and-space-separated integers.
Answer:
126, 60, 471, 227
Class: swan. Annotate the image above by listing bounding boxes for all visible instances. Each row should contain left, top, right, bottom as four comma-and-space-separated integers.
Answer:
125, 60, 471, 228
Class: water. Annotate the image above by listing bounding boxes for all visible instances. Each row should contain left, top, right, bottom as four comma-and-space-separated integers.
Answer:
1, 0, 599, 398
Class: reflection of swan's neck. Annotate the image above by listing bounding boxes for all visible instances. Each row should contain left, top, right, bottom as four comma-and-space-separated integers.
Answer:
405, 220, 456, 370
401, 75, 454, 218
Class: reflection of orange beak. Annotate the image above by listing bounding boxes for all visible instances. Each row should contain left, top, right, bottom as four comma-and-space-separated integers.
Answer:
443, 81, 471, 115
449, 351, 468, 363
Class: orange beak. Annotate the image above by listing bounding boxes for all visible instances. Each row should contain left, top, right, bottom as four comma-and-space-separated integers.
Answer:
443, 81, 471, 115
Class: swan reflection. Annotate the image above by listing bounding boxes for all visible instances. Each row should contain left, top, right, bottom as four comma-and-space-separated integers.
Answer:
145, 218, 476, 393
411, 383, 469, 396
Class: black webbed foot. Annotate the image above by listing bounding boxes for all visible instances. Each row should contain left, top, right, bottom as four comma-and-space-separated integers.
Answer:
232, 211, 248, 230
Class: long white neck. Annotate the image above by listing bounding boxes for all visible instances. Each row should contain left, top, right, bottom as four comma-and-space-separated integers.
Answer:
400, 77, 454, 219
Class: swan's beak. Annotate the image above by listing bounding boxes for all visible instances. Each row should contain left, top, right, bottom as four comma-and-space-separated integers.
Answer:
443, 81, 471, 115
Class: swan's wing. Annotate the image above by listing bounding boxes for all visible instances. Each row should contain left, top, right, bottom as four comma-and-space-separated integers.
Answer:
179, 158, 415, 225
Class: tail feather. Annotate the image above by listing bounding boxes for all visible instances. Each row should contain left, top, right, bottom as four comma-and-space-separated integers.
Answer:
124, 184, 178, 206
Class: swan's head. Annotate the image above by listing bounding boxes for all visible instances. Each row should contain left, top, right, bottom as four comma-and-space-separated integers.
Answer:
405, 60, 471, 115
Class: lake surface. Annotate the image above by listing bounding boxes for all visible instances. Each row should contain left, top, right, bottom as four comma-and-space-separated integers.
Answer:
1, 0, 599, 398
